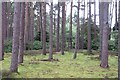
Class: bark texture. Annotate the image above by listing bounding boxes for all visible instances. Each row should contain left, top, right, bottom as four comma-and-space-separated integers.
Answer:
69, 1, 73, 49
61, 2, 65, 55
94, 1, 97, 40
87, 2, 92, 53
56, 2, 60, 52
0, 2, 3, 61
81, 1, 85, 50
100, 2, 109, 68
73, 0, 80, 59
39, 2, 43, 48
24, 2, 29, 50
1, 2, 7, 60
99, 2, 104, 59
49, 2, 53, 60
118, 1, 120, 79
18, 2, 25, 63
10, 2, 21, 72
30, 2, 34, 50
42, 2, 46, 55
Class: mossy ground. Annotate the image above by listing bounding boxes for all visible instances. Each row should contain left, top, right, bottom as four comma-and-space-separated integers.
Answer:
0, 50, 118, 78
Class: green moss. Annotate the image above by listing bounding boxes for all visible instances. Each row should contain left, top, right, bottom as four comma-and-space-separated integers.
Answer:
1, 51, 118, 78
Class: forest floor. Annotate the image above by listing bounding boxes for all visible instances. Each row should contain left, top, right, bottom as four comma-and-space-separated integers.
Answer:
1, 50, 118, 78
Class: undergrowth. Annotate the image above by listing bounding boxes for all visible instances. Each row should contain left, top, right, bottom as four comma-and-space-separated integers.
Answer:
1, 50, 118, 78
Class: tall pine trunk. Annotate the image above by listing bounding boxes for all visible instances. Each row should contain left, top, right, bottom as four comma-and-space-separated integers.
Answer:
42, 2, 46, 55
10, 2, 21, 72
81, 1, 85, 50
73, 0, 80, 59
100, 2, 109, 68
53, 14, 56, 35
18, 2, 25, 63
39, 2, 43, 48
115, 0, 117, 30
49, 2, 53, 60
99, 2, 104, 59
2, 2, 8, 60
56, 2, 60, 52
118, 1, 120, 79
87, 1, 92, 53
3, 3, 7, 41
7, 2, 12, 40
24, 2, 29, 50
61, 2, 65, 55
69, 1, 73, 49
0, 2, 4, 61
94, 1, 97, 40
30, 2, 34, 50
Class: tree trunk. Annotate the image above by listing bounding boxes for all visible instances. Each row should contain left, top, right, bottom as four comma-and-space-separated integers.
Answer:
1, 2, 7, 60
54, 14, 56, 35
115, 0, 117, 30
87, 1, 92, 53
118, 1, 120, 79
94, 1, 97, 40
0, 2, 4, 61
24, 2, 29, 50
100, 2, 109, 68
10, 2, 21, 72
81, 1, 85, 50
30, 2, 34, 50
27, 4, 31, 47
69, 1, 73, 49
61, 2, 65, 55
99, 2, 104, 59
3, 2, 7, 41
7, 2, 11, 40
73, 0, 80, 59
39, 2, 43, 48
18, 2, 25, 64
49, 2, 53, 60
42, 2, 46, 55
56, 2, 60, 52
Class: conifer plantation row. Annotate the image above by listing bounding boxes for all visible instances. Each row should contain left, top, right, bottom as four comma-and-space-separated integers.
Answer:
0, 0, 119, 79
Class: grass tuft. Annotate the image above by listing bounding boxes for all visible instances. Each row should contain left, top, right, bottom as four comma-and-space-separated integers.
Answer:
1, 50, 118, 78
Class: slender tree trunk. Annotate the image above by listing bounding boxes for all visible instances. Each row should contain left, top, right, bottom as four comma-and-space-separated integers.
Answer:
118, 1, 120, 79
115, 0, 117, 30
87, 1, 92, 53
99, 2, 104, 59
24, 2, 29, 50
56, 2, 60, 52
69, 1, 73, 49
10, 2, 21, 72
94, 1, 97, 40
37, 16, 40, 32
78, 0, 81, 50
81, 1, 85, 49
3, 2, 7, 41
100, 2, 109, 68
0, 2, 3, 61
30, 2, 34, 50
73, 0, 80, 59
1, 2, 7, 60
61, 2, 65, 55
42, 2, 46, 55
28, 4, 31, 46
64, 5, 67, 49
54, 14, 56, 35
39, 2, 43, 48
18, 2, 25, 63
7, 2, 11, 40
49, 2, 53, 60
